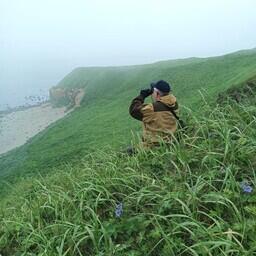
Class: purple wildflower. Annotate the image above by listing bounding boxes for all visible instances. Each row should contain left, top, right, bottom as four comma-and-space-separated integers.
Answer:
115, 203, 123, 218
240, 182, 253, 193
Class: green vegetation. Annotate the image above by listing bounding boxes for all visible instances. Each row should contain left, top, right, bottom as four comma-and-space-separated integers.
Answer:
217, 74, 256, 104
0, 48, 256, 254
0, 48, 256, 181
0, 97, 256, 255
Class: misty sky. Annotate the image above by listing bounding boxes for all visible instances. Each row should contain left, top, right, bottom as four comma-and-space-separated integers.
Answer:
1, 0, 256, 109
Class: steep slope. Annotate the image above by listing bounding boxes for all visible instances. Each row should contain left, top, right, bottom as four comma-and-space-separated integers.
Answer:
0, 48, 256, 182
57, 47, 256, 106
1, 95, 256, 255
217, 74, 256, 103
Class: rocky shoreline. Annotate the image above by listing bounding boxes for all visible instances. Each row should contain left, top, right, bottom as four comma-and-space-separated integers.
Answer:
0, 103, 71, 156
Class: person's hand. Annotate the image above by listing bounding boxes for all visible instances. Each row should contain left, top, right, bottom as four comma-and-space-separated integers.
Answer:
140, 88, 153, 98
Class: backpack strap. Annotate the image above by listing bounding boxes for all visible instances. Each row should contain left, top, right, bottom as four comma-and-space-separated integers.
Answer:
153, 101, 180, 120
154, 101, 186, 130
167, 105, 180, 121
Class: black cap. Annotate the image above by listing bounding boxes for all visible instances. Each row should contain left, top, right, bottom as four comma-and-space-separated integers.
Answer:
151, 80, 171, 93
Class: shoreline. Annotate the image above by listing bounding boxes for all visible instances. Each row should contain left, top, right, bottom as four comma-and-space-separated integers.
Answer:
0, 101, 51, 116
0, 103, 72, 156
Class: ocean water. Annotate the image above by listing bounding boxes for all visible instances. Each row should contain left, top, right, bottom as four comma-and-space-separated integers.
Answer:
0, 86, 50, 111
0, 60, 72, 111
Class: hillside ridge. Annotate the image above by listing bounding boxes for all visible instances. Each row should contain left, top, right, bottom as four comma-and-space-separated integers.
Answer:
0, 47, 256, 184
59, 47, 256, 77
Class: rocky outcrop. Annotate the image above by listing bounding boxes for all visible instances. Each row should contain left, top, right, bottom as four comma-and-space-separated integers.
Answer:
74, 89, 85, 107
49, 88, 66, 100
49, 87, 85, 108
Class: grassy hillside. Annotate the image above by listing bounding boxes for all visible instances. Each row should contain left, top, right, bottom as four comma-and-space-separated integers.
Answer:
57, 48, 256, 105
0, 97, 256, 255
0, 48, 256, 254
217, 74, 256, 104
0, 48, 256, 182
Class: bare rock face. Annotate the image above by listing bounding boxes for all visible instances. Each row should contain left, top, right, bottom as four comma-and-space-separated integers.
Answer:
49, 87, 85, 108
49, 88, 67, 100
74, 89, 85, 107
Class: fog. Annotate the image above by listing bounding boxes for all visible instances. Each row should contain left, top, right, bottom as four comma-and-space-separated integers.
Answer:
1, 0, 256, 110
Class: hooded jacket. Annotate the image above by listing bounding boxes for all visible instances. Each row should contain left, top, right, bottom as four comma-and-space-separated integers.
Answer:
129, 94, 179, 146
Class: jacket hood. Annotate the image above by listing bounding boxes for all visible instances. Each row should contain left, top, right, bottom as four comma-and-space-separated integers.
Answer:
158, 94, 176, 107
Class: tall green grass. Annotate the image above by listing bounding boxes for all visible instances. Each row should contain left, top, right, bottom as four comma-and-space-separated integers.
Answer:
1, 98, 255, 255
1, 49, 256, 181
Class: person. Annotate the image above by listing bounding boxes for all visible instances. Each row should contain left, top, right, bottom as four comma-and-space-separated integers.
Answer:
129, 80, 179, 148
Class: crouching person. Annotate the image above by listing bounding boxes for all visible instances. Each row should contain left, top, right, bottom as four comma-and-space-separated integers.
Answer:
129, 80, 179, 149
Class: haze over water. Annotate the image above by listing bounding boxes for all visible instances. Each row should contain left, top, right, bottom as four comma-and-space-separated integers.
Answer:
1, 0, 256, 110
0, 62, 71, 110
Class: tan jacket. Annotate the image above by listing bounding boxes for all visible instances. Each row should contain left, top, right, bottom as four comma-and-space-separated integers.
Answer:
129, 94, 179, 146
